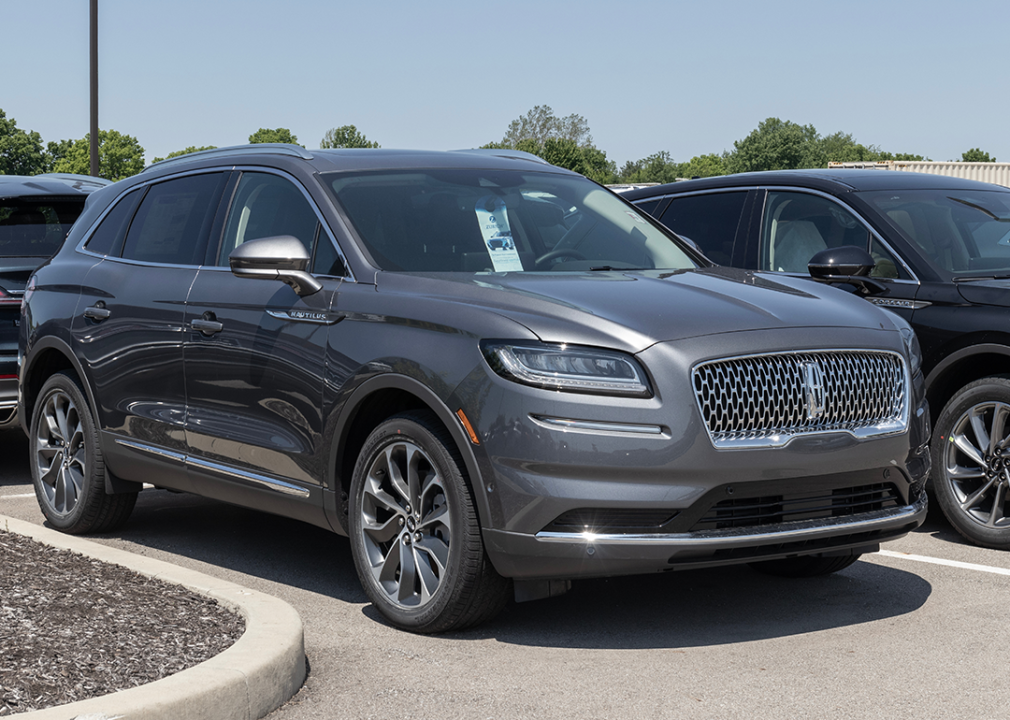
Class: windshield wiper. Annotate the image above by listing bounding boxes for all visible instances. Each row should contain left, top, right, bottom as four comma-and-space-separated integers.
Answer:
953, 273, 1010, 282
589, 265, 647, 271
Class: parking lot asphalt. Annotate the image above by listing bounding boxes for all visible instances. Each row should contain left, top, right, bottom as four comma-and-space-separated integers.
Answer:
3, 426, 1009, 720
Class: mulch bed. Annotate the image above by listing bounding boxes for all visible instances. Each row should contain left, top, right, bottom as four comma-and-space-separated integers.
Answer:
0, 529, 245, 716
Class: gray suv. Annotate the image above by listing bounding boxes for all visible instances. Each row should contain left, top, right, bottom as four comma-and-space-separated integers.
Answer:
19, 145, 930, 632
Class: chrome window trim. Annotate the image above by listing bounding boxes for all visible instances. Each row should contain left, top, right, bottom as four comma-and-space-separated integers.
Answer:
691, 348, 910, 450
535, 493, 925, 546
75, 165, 357, 283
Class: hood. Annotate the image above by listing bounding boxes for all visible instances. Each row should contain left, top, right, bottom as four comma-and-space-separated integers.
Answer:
375, 267, 897, 353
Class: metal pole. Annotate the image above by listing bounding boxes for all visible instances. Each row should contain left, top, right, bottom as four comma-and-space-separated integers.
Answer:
89, 0, 99, 177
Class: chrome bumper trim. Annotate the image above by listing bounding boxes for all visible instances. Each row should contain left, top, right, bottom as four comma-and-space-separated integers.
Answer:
530, 414, 666, 436
535, 493, 926, 546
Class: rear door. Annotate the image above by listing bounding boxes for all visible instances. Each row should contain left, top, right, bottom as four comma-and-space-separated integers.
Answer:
73, 172, 227, 489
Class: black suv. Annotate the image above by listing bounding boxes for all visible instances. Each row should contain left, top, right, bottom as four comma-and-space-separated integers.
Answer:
625, 169, 1010, 549
20, 148, 929, 631
1, 173, 109, 428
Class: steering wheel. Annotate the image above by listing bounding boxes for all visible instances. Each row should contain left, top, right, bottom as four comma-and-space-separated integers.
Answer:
535, 248, 588, 269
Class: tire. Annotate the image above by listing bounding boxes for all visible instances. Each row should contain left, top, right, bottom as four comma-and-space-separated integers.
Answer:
931, 376, 1010, 549
348, 410, 511, 633
749, 554, 861, 578
30, 371, 137, 534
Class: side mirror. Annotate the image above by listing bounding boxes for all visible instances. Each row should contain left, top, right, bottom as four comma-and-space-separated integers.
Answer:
807, 245, 886, 296
229, 235, 322, 296
808, 245, 875, 279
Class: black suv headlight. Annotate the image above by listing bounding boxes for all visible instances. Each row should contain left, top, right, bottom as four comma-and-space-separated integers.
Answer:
892, 316, 922, 376
481, 342, 652, 397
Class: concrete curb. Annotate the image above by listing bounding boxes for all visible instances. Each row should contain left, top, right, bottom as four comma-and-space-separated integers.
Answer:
1, 515, 306, 720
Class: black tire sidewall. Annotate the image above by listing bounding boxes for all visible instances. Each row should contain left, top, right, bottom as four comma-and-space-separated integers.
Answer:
348, 412, 477, 632
30, 372, 104, 533
932, 376, 1010, 549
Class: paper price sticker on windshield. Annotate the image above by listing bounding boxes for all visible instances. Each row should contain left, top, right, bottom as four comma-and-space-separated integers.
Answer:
475, 195, 523, 272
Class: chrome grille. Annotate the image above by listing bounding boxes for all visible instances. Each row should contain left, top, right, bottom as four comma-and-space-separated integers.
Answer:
693, 350, 907, 448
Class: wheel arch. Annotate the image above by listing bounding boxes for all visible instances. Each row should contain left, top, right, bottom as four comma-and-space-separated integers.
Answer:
19, 336, 93, 436
925, 343, 1010, 414
327, 374, 488, 535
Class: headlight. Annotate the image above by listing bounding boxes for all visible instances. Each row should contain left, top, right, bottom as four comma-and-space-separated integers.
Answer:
893, 318, 922, 376
481, 342, 652, 397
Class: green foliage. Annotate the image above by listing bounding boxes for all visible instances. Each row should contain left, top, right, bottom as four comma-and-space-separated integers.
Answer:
502, 105, 593, 147
877, 151, 926, 161
151, 146, 217, 164
617, 152, 727, 184
248, 128, 300, 146
320, 125, 379, 149
0, 109, 49, 176
50, 129, 145, 180
962, 148, 995, 162
725, 118, 821, 173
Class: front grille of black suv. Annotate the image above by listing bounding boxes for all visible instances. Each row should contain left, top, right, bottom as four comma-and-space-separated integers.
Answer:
693, 350, 907, 448
691, 483, 903, 531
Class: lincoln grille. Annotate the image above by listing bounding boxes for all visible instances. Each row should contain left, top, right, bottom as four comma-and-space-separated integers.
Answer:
693, 350, 907, 448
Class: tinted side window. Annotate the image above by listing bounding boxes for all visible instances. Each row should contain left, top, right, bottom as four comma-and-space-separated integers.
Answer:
121, 174, 224, 265
218, 172, 319, 266
312, 234, 347, 277
658, 192, 746, 264
761, 191, 906, 278
84, 188, 144, 256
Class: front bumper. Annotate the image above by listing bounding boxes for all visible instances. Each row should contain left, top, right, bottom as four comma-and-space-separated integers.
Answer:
485, 491, 926, 579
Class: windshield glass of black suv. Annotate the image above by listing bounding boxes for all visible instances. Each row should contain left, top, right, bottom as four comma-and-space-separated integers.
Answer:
862, 188, 1010, 276
325, 169, 698, 273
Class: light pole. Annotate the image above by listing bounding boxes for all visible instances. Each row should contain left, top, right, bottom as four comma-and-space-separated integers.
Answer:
90, 0, 99, 177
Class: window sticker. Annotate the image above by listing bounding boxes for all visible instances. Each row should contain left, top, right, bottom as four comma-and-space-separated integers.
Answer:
475, 195, 524, 272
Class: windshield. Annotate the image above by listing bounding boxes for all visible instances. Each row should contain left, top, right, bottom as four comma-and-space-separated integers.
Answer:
0, 201, 84, 258
323, 169, 698, 273
860, 188, 1010, 276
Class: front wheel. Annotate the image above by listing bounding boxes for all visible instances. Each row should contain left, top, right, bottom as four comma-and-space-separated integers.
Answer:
30, 371, 137, 534
348, 411, 510, 633
932, 377, 1010, 549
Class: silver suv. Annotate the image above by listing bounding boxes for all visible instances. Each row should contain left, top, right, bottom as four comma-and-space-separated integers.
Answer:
20, 146, 929, 632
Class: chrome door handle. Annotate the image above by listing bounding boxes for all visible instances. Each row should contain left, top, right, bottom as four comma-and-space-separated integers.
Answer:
83, 303, 111, 321
191, 319, 224, 336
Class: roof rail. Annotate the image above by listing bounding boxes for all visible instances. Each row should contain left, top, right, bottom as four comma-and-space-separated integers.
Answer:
451, 148, 551, 165
144, 144, 314, 172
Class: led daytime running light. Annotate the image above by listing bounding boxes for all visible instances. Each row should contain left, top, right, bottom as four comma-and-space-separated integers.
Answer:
485, 343, 650, 397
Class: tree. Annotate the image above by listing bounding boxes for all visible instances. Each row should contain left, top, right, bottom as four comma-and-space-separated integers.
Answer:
962, 148, 995, 162
678, 153, 727, 179
725, 118, 820, 174
501, 105, 593, 147
320, 125, 379, 149
619, 151, 681, 184
0, 109, 48, 176
50, 129, 145, 180
151, 146, 217, 164
248, 128, 300, 145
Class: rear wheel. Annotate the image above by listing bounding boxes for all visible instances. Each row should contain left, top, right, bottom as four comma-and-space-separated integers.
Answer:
749, 554, 861, 578
932, 377, 1010, 549
348, 411, 510, 633
30, 371, 136, 534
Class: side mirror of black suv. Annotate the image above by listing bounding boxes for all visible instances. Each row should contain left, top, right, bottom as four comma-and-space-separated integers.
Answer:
808, 246, 886, 295
229, 235, 322, 296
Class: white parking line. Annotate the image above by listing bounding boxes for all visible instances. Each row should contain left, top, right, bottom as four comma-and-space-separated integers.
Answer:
877, 549, 1010, 577
2, 493, 35, 499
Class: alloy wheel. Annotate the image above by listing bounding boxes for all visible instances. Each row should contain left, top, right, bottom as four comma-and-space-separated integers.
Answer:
941, 400, 1010, 529
358, 440, 452, 608
34, 389, 87, 517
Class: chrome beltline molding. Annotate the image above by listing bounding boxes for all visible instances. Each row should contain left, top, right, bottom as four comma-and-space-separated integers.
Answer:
114, 438, 310, 498
534, 493, 926, 546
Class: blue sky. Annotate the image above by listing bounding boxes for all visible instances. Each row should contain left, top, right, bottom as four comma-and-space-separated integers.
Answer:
4, 0, 1008, 167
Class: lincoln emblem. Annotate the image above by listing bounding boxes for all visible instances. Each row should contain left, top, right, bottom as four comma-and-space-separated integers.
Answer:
802, 361, 826, 420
